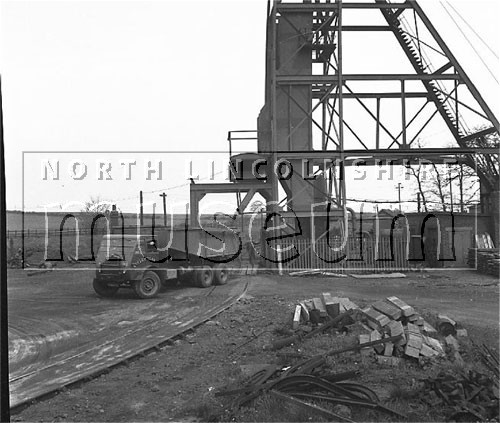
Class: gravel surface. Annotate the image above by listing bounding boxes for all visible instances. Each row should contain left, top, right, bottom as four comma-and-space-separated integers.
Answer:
12, 270, 499, 422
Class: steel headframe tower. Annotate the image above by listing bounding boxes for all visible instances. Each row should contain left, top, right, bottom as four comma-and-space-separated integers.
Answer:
190, 0, 499, 244
255, 0, 499, 238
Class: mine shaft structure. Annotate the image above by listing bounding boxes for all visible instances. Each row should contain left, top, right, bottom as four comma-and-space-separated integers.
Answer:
190, 0, 499, 244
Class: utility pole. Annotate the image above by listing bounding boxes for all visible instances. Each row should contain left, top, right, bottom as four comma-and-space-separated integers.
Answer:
448, 167, 454, 213
151, 202, 155, 237
139, 191, 144, 227
459, 164, 464, 213
395, 183, 403, 212
159, 192, 167, 226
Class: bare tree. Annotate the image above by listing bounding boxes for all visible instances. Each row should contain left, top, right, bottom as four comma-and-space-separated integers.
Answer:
447, 162, 480, 212
462, 125, 499, 194
405, 162, 429, 212
406, 139, 481, 212
429, 163, 448, 212
80, 196, 112, 232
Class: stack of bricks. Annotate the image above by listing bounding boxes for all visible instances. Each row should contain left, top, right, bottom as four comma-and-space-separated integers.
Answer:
292, 294, 446, 365
467, 248, 500, 276
294, 293, 360, 327
358, 296, 444, 365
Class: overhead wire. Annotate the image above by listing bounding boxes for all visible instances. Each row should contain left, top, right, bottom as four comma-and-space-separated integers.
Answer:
444, 0, 499, 60
107, 170, 226, 203
439, 0, 498, 84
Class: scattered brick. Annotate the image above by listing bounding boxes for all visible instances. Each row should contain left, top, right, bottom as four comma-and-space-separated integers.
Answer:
372, 300, 402, 320
385, 320, 406, 346
359, 334, 373, 363
312, 297, 327, 317
423, 336, 444, 355
383, 342, 394, 357
370, 330, 384, 354
299, 302, 310, 322
420, 344, 439, 357
406, 323, 421, 334
386, 296, 415, 317
331, 296, 346, 312
408, 314, 420, 322
338, 297, 360, 311
406, 333, 423, 350
423, 321, 437, 334
321, 293, 339, 318
292, 305, 301, 330
405, 345, 420, 358
415, 317, 425, 327
362, 307, 391, 328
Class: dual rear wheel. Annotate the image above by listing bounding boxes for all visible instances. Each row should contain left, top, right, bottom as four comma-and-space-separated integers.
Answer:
195, 264, 229, 288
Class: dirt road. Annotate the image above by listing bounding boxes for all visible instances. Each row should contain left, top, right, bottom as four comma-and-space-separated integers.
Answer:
8, 268, 248, 407
10, 269, 499, 422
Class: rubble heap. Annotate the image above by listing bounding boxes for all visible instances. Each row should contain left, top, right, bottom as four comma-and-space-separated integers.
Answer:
215, 293, 498, 422
290, 293, 451, 365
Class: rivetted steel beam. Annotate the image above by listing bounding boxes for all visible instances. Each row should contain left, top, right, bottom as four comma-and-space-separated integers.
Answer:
277, 74, 462, 85
312, 25, 392, 31
276, 147, 499, 160
277, 3, 413, 12
312, 92, 430, 99
459, 127, 498, 143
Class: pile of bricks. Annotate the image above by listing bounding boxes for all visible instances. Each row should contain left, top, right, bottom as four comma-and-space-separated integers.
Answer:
358, 296, 445, 365
291, 294, 450, 365
467, 248, 500, 276
292, 293, 359, 329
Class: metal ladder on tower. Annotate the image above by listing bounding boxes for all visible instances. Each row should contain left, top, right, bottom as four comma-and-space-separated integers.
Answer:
374, 0, 500, 193
375, 0, 468, 141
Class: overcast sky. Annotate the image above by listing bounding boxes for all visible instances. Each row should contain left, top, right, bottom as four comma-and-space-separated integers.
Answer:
1, 0, 498, 215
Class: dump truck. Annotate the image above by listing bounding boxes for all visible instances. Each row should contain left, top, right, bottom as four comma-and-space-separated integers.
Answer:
93, 227, 241, 298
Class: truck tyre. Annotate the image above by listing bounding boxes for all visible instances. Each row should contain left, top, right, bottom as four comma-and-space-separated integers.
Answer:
196, 266, 214, 288
93, 279, 119, 297
134, 271, 161, 299
213, 263, 229, 285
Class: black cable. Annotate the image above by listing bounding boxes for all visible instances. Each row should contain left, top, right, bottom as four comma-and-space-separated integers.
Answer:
440, 1, 498, 83
444, 0, 498, 59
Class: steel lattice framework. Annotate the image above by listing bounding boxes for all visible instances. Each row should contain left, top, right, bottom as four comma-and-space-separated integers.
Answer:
265, 0, 499, 207
190, 0, 499, 234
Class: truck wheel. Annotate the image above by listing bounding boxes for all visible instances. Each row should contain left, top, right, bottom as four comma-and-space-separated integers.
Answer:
93, 279, 119, 297
134, 271, 161, 299
196, 266, 214, 288
213, 263, 229, 285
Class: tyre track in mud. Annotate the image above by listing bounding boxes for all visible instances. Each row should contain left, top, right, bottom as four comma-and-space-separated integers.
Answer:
8, 269, 248, 408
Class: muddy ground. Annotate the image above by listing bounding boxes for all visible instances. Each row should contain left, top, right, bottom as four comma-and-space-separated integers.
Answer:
11, 269, 499, 422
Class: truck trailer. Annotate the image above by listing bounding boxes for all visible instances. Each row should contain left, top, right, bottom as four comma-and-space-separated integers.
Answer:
93, 227, 241, 298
